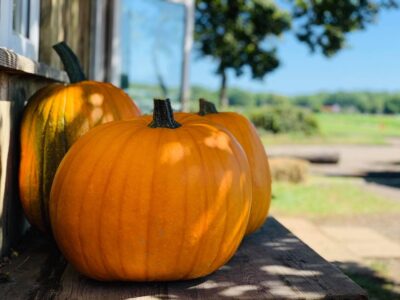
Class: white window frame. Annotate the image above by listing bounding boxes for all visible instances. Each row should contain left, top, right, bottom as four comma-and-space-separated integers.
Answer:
0, 0, 40, 60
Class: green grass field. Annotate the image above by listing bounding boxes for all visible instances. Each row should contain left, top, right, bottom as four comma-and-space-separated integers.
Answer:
260, 113, 400, 145
270, 176, 400, 218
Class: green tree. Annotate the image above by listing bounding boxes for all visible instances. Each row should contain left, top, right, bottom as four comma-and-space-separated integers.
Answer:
195, 0, 290, 107
195, 0, 398, 107
228, 88, 256, 106
384, 96, 400, 114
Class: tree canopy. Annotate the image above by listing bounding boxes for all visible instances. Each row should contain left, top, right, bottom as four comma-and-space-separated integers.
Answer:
291, 0, 397, 56
194, 0, 398, 106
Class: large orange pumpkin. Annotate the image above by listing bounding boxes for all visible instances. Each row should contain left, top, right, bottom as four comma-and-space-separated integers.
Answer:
196, 99, 271, 235
49, 99, 251, 281
19, 42, 141, 233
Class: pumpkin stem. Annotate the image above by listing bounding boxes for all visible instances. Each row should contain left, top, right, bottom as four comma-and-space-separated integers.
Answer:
198, 98, 218, 115
53, 41, 87, 83
148, 99, 181, 129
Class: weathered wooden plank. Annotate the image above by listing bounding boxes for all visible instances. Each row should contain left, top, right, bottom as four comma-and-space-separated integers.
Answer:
0, 218, 367, 299
39, 0, 93, 75
56, 266, 168, 300
165, 218, 367, 299
0, 72, 56, 255
0, 228, 66, 299
39, 0, 119, 83
0, 98, 27, 256
0, 48, 68, 82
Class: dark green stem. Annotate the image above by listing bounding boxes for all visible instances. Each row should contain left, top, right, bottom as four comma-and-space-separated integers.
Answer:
53, 41, 86, 83
198, 98, 219, 115
148, 99, 181, 129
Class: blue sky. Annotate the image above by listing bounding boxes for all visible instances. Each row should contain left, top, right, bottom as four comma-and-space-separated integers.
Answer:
121, 0, 400, 95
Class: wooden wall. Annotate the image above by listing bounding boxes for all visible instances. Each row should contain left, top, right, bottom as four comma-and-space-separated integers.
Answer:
39, 0, 93, 76
0, 71, 55, 255
0, 0, 117, 255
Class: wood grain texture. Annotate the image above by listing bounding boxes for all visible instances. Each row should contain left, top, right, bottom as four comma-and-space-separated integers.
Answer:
0, 229, 66, 300
0, 48, 67, 82
0, 218, 367, 299
39, 0, 92, 75
0, 72, 56, 255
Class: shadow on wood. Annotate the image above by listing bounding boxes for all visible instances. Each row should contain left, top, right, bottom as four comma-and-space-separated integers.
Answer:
0, 218, 367, 299
335, 261, 400, 300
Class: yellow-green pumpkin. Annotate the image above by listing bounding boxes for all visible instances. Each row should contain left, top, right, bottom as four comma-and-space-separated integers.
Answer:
19, 42, 141, 233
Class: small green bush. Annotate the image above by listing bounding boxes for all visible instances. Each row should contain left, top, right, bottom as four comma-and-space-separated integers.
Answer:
250, 105, 319, 134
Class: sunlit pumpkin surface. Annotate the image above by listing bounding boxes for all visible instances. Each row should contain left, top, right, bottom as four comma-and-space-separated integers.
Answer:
19, 81, 141, 233
191, 111, 272, 235
50, 113, 251, 281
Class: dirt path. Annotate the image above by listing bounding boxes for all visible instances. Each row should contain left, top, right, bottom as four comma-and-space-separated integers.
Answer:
268, 140, 400, 294
268, 141, 400, 201
268, 141, 400, 254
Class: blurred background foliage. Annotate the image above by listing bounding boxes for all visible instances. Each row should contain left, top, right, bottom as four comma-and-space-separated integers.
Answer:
121, 2, 400, 297
129, 82, 400, 138
249, 105, 319, 134
194, 0, 398, 106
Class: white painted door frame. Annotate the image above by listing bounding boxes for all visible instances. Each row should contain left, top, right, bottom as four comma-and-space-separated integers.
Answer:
0, 0, 40, 60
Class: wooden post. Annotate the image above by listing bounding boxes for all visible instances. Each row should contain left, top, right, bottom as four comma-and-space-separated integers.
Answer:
89, 0, 121, 86
0, 48, 67, 255
168, 0, 194, 112
90, 0, 107, 81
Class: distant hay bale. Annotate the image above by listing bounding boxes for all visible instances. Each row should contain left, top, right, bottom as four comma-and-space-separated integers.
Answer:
269, 157, 309, 183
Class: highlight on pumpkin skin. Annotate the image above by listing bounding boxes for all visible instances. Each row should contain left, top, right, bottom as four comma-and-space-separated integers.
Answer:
19, 41, 141, 234
196, 98, 272, 235
203, 131, 234, 154
49, 98, 252, 281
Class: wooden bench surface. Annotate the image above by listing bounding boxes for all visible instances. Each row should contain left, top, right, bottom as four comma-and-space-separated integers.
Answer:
0, 218, 367, 299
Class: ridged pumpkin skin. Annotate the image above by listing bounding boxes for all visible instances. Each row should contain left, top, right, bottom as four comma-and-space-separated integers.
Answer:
194, 100, 271, 235
50, 106, 251, 281
19, 81, 141, 232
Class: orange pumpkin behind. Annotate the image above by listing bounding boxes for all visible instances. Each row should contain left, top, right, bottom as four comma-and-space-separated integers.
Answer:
195, 99, 271, 235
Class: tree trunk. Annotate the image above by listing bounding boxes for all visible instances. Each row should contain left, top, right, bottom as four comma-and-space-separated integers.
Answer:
179, 0, 195, 112
219, 71, 228, 108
